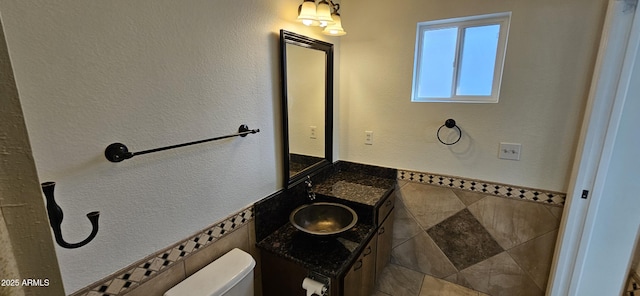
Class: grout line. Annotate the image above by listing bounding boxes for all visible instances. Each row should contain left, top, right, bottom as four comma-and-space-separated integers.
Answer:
424, 231, 460, 277
391, 232, 420, 250
416, 268, 426, 296
393, 188, 460, 279
463, 199, 507, 252
542, 203, 564, 221
504, 251, 546, 292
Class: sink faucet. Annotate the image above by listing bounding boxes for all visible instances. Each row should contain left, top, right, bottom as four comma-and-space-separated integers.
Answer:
305, 176, 316, 201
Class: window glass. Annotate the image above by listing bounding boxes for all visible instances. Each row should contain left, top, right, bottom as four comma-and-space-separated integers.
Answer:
418, 27, 458, 98
411, 12, 510, 103
456, 24, 500, 96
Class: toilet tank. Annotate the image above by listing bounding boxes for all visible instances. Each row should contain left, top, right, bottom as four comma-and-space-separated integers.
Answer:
164, 248, 255, 296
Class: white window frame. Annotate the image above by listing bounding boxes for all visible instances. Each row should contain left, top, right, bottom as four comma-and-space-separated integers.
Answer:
411, 12, 511, 103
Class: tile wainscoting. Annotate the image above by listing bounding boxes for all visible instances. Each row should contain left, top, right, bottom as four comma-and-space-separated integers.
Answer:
69, 206, 256, 296
398, 170, 566, 206
66, 165, 565, 296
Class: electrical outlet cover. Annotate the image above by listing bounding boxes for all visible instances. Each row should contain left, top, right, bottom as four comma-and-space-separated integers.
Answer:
499, 142, 521, 160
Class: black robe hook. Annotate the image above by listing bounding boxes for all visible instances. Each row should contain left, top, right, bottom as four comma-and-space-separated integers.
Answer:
41, 182, 100, 249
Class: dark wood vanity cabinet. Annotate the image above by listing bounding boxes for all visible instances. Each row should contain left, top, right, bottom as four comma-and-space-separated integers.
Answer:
375, 209, 394, 280
376, 189, 395, 226
343, 236, 377, 296
259, 188, 396, 296
373, 190, 395, 281
342, 189, 395, 295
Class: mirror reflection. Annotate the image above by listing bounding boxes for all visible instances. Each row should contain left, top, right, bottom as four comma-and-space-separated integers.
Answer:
286, 44, 326, 176
280, 30, 333, 187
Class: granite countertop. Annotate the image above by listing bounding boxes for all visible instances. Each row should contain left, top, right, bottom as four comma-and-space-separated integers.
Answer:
312, 171, 396, 206
257, 221, 375, 277
256, 167, 396, 278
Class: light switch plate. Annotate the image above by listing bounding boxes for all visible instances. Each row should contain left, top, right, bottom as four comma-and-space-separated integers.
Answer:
365, 131, 373, 145
499, 142, 521, 160
310, 126, 317, 139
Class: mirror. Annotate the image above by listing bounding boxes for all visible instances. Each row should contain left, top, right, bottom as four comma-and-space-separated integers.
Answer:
280, 30, 333, 188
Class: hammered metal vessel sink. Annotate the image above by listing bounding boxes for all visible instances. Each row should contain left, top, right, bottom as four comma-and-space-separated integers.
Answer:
290, 202, 358, 236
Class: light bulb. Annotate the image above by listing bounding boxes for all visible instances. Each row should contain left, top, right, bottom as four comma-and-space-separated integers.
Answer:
315, 0, 334, 25
297, 0, 318, 26
322, 13, 346, 36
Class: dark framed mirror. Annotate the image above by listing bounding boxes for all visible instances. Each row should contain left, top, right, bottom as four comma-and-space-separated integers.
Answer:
280, 30, 334, 188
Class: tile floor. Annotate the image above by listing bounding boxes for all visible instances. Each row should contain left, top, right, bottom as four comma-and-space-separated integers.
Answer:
372, 181, 563, 296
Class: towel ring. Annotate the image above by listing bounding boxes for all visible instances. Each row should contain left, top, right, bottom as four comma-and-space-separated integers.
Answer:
437, 119, 462, 145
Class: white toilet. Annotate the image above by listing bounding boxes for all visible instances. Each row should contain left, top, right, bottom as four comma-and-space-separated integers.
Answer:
164, 248, 256, 296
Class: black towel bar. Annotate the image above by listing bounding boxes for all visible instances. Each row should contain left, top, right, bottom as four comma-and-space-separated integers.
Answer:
105, 124, 260, 162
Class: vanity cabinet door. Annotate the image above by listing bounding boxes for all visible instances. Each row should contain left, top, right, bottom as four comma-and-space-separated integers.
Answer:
342, 257, 362, 296
376, 209, 394, 280
361, 240, 377, 296
376, 190, 396, 226
342, 237, 377, 296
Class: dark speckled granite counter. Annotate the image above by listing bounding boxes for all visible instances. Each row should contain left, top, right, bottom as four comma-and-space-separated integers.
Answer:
255, 161, 397, 279
257, 221, 375, 277
312, 171, 396, 206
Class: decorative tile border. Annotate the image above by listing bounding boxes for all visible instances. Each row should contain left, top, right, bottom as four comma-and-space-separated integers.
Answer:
398, 170, 566, 206
70, 206, 254, 296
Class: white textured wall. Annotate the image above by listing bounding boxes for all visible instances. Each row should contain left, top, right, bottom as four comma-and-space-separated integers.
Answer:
339, 0, 606, 191
0, 0, 338, 293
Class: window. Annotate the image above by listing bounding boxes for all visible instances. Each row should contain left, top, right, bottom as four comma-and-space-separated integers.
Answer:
411, 12, 511, 103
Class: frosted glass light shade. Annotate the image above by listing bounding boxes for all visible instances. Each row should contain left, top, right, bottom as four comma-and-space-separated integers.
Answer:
322, 13, 346, 36
297, 0, 318, 26
315, 1, 334, 27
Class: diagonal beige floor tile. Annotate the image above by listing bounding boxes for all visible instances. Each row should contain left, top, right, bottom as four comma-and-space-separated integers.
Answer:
375, 263, 424, 296
392, 203, 423, 248
508, 230, 558, 290
419, 274, 481, 296
399, 183, 465, 229
452, 189, 488, 206
443, 273, 475, 291
391, 231, 458, 278
460, 252, 543, 296
467, 196, 559, 250
544, 205, 564, 220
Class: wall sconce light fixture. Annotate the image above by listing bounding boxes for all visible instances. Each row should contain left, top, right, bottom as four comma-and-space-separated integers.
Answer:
297, 0, 347, 36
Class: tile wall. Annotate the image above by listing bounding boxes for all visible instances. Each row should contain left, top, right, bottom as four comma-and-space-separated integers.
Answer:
69, 207, 259, 296
67, 164, 566, 296
398, 170, 566, 206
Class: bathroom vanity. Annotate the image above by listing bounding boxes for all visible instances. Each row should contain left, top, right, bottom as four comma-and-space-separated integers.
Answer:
256, 164, 396, 296
259, 30, 397, 295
